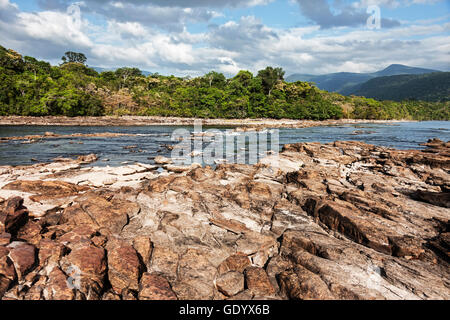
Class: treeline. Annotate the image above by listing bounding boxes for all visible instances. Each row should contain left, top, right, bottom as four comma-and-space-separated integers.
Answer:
0, 46, 448, 120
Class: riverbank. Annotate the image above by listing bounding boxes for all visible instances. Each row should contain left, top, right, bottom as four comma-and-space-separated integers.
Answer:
0, 138, 448, 300
0, 116, 414, 128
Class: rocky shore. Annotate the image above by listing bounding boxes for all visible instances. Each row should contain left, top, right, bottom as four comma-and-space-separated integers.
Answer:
0, 115, 411, 129
0, 138, 448, 300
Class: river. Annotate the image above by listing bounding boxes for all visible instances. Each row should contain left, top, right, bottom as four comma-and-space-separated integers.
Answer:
0, 121, 448, 167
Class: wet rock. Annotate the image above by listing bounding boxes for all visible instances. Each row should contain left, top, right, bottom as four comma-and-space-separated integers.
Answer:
138, 273, 177, 300
154, 156, 173, 165
165, 163, 201, 173
77, 154, 98, 164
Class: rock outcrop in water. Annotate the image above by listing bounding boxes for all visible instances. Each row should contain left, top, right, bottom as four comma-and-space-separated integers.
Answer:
0, 139, 448, 300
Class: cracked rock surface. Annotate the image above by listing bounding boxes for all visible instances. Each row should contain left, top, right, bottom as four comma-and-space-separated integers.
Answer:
0, 139, 448, 300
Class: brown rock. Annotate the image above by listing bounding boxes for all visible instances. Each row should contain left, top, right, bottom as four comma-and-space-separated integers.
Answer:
38, 239, 67, 267
244, 267, 276, 296
58, 224, 98, 246
17, 221, 42, 246
218, 253, 251, 275
0, 233, 11, 246
102, 290, 121, 300
138, 273, 177, 300
149, 247, 178, 281
154, 156, 173, 165
107, 242, 142, 294
279, 266, 336, 300
2, 181, 88, 201
61, 242, 107, 299
0, 247, 16, 297
0, 197, 28, 234
77, 153, 98, 164
215, 271, 244, 297
44, 267, 75, 300
7, 242, 36, 280
133, 236, 153, 265
61, 192, 139, 235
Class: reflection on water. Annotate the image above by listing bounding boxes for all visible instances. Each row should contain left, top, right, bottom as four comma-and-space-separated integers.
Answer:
0, 121, 448, 167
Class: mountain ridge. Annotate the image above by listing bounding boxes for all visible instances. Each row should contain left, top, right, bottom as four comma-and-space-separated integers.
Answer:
286, 64, 441, 93
344, 72, 450, 102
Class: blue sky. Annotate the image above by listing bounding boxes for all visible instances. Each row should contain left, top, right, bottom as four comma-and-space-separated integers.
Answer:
1, 0, 449, 76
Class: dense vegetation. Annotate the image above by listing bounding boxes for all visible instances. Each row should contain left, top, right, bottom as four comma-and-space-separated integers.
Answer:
0, 46, 448, 120
345, 72, 450, 102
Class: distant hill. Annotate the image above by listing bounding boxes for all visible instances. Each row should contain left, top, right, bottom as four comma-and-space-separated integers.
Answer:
286, 64, 440, 93
92, 66, 153, 77
344, 72, 450, 102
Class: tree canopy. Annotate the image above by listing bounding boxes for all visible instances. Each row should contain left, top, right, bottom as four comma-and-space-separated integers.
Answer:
0, 45, 448, 121
61, 51, 87, 65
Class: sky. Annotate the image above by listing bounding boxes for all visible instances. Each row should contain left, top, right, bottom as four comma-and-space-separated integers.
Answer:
0, 0, 449, 77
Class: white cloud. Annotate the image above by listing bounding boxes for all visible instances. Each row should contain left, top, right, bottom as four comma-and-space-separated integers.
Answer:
0, 0, 448, 76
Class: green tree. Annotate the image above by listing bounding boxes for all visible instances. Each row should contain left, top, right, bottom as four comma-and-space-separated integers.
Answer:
61, 51, 87, 65
257, 67, 285, 96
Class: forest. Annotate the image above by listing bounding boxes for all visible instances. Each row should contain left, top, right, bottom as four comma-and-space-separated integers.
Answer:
0, 46, 448, 120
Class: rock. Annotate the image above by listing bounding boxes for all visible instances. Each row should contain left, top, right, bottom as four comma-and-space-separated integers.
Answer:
77, 154, 98, 164
7, 242, 36, 280
165, 163, 201, 173
218, 253, 251, 275
138, 273, 177, 300
60, 192, 140, 235
0, 197, 29, 234
60, 242, 107, 299
215, 271, 245, 297
133, 236, 153, 266
0, 139, 449, 300
16, 221, 42, 246
148, 247, 179, 281
0, 247, 16, 297
0, 233, 11, 246
44, 267, 75, 300
244, 267, 276, 296
2, 181, 88, 201
38, 239, 67, 268
279, 266, 336, 300
154, 156, 173, 165
107, 241, 142, 294
410, 190, 450, 208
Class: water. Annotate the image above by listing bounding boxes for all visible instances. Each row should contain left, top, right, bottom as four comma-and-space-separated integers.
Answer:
0, 121, 448, 167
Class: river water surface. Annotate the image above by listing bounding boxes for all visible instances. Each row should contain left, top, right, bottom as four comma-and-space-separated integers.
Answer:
0, 121, 448, 167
